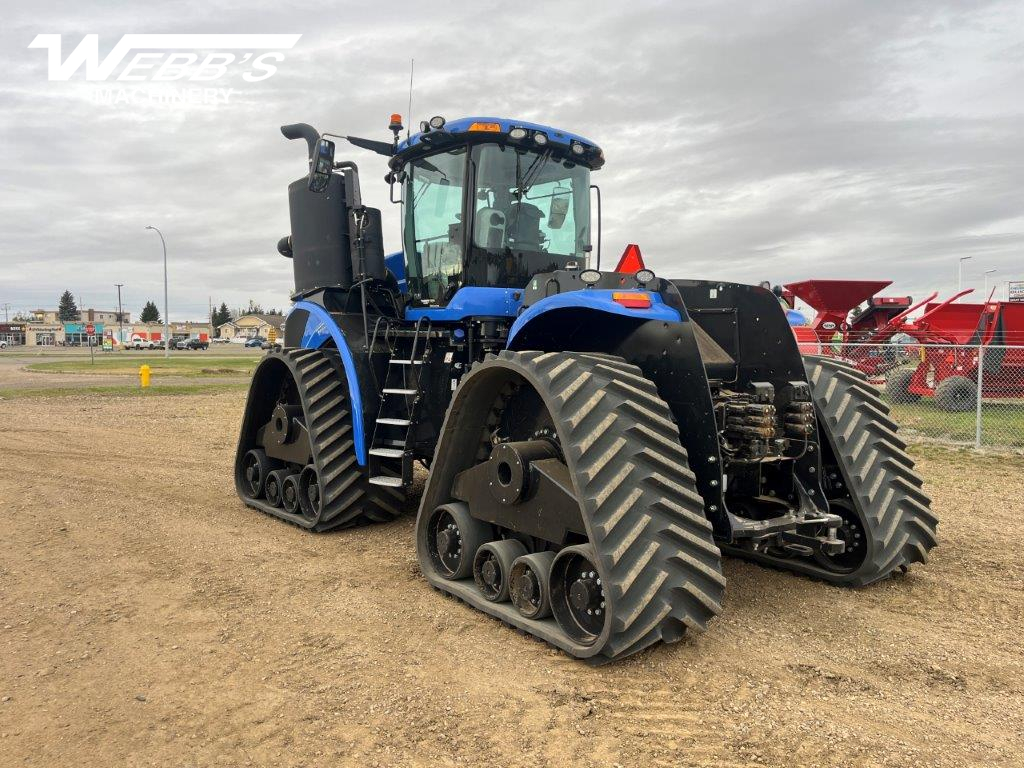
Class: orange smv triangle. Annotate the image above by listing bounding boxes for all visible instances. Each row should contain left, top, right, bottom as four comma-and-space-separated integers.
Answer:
614, 243, 645, 274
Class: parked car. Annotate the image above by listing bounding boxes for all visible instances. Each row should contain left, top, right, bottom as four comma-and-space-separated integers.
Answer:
180, 338, 209, 350
211, 337, 230, 344
244, 337, 264, 348
0, 340, 7, 349
132, 339, 156, 350
260, 340, 282, 350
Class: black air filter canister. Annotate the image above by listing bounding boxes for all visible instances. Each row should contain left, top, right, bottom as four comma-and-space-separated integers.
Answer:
287, 174, 353, 293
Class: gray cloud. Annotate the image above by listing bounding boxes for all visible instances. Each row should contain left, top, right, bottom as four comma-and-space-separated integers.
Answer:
1, 0, 1022, 320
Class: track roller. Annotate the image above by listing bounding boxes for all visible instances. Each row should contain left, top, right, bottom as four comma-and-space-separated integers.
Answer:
509, 551, 555, 620
472, 540, 527, 602
265, 468, 288, 508
281, 473, 301, 515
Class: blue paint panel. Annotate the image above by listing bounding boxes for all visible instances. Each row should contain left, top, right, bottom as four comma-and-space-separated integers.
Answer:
404, 286, 522, 322
506, 290, 681, 348
397, 116, 600, 155
293, 301, 367, 466
385, 251, 407, 294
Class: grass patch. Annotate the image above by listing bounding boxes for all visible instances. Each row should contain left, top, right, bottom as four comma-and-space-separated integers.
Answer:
27, 355, 261, 377
888, 400, 1024, 449
0, 382, 249, 400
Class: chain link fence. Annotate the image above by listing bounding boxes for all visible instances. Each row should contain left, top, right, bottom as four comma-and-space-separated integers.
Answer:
805, 341, 1024, 452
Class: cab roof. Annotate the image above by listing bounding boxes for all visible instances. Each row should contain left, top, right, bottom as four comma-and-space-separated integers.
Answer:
392, 116, 604, 170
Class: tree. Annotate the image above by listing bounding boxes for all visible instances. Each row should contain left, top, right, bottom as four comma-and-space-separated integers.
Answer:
140, 301, 161, 323
58, 291, 79, 322
216, 302, 231, 326
245, 299, 264, 315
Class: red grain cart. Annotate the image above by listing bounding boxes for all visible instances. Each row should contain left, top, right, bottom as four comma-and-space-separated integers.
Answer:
785, 278, 1024, 411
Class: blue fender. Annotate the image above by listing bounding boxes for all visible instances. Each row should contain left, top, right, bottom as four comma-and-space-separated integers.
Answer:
292, 300, 367, 466
506, 290, 681, 349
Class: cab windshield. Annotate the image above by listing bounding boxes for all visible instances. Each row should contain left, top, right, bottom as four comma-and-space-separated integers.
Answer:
466, 144, 590, 289
401, 142, 591, 305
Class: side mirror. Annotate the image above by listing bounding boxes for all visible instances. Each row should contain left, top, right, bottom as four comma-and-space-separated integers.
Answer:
549, 193, 570, 229
308, 138, 335, 193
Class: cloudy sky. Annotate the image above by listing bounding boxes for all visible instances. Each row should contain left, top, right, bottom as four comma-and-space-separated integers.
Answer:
1, 0, 1022, 321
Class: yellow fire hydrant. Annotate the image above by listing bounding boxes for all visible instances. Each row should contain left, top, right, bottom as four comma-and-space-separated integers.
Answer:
139, 364, 151, 388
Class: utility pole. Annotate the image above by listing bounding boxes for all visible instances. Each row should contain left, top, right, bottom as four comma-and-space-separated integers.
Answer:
115, 284, 124, 344
145, 225, 171, 359
1, 303, 10, 323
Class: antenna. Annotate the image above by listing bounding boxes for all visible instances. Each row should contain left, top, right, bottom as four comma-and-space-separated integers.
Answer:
406, 58, 414, 139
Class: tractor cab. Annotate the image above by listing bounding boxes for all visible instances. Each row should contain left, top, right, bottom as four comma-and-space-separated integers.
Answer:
389, 117, 604, 309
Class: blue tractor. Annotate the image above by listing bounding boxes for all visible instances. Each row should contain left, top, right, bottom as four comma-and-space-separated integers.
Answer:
235, 115, 937, 662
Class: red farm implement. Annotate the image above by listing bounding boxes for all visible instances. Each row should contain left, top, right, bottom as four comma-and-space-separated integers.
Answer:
785, 278, 1024, 411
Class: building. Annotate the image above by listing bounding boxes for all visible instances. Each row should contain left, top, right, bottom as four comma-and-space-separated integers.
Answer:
127, 321, 213, 345
0, 323, 28, 346
217, 313, 285, 341
6, 308, 208, 347
25, 323, 62, 346
18, 308, 133, 347
31, 308, 130, 324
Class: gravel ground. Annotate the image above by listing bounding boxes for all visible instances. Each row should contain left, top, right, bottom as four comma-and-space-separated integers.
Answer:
1, 390, 1021, 767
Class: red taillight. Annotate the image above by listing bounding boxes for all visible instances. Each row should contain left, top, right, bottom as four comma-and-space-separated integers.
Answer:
612, 292, 652, 309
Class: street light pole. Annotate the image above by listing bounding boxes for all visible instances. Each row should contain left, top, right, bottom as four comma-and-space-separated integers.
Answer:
957, 255, 973, 294
145, 225, 170, 359
983, 269, 996, 299
115, 283, 124, 345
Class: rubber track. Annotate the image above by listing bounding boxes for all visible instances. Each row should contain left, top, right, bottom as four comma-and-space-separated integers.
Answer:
418, 350, 726, 662
724, 356, 938, 584
235, 348, 403, 531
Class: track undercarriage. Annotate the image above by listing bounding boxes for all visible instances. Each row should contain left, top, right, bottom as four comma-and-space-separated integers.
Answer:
235, 348, 404, 531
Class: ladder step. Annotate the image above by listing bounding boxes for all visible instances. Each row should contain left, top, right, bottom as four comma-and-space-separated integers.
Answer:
369, 447, 406, 458
377, 417, 412, 426
369, 475, 405, 487
382, 388, 418, 396
389, 359, 424, 365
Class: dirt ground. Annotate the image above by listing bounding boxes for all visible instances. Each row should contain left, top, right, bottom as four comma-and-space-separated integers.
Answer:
1, 388, 1022, 767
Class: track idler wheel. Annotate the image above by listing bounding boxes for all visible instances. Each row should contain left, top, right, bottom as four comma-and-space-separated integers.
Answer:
427, 503, 492, 580
241, 449, 273, 498
509, 551, 555, 620
550, 545, 606, 646
472, 540, 527, 602
813, 499, 867, 574
297, 464, 321, 522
